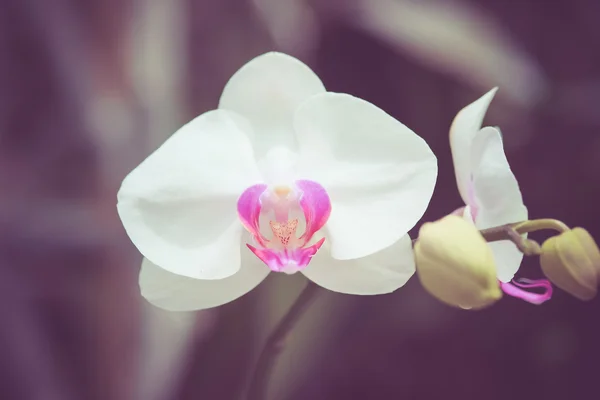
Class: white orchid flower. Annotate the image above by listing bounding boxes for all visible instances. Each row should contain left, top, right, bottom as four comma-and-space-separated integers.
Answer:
117, 52, 438, 311
450, 88, 551, 304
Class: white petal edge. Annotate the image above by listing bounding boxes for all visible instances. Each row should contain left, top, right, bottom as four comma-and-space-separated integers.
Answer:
117, 110, 262, 279
294, 92, 437, 260
450, 87, 498, 204
470, 126, 527, 282
140, 251, 270, 311
487, 241, 524, 283
471, 126, 527, 228
302, 234, 415, 295
218, 52, 326, 160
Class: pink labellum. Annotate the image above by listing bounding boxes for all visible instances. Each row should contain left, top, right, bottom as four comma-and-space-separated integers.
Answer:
247, 237, 325, 274
500, 278, 553, 305
237, 180, 331, 273
237, 183, 269, 247
296, 179, 332, 243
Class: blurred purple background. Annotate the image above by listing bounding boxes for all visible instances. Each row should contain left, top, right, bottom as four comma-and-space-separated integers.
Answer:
2, 0, 599, 399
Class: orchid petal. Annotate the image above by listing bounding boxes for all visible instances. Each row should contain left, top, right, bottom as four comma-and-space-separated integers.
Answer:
117, 110, 262, 279
450, 88, 497, 204
487, 241, 526, 283
139, 252, 270, 311
258, 146, 300, 185
219, 52, 325, 159
471, 126, 527, 281
302, 234, 415, 295
294, 92, 437, 260
471, 127, 526, 225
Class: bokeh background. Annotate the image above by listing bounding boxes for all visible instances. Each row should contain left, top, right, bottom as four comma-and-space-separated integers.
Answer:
2, 0, 599, 399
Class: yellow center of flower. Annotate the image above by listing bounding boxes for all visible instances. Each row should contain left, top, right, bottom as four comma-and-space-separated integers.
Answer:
269, 219, 299, 247
273, 185, 292, 198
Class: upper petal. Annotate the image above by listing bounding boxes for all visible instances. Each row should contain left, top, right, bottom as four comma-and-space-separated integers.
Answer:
218, 52, 326, 160
471, 127, 527, 228
301, 234, 415, 295
117, 110, 262, 279
294, 92, 437, 260
139, 250, 270, 311
470, 126, 527, 281
450, 88, 497, 204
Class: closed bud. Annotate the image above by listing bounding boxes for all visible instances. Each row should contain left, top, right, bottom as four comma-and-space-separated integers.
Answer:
541, 228, 600, 301
414, 215, 502, 309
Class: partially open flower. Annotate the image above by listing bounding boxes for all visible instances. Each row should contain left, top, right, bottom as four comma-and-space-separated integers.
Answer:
415, 215, 502, 309
541, 228, 600, 301
449, 88, 552, 305
450, 88, 527, 282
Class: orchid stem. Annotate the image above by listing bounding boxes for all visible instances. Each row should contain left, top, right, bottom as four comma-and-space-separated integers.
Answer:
478, 218, 569, 256
512, 219, 570, 234
247, 279, 321, 400
411, 218, 569, 255
479, 224, 542, 255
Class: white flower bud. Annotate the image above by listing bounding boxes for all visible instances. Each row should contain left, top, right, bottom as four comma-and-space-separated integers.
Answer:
541, 228, 600, 301
415, 215, 502, 309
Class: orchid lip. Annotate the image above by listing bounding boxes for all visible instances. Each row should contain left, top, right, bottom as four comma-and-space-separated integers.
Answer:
237, 179, 331, 272
500, 278, 553, 305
